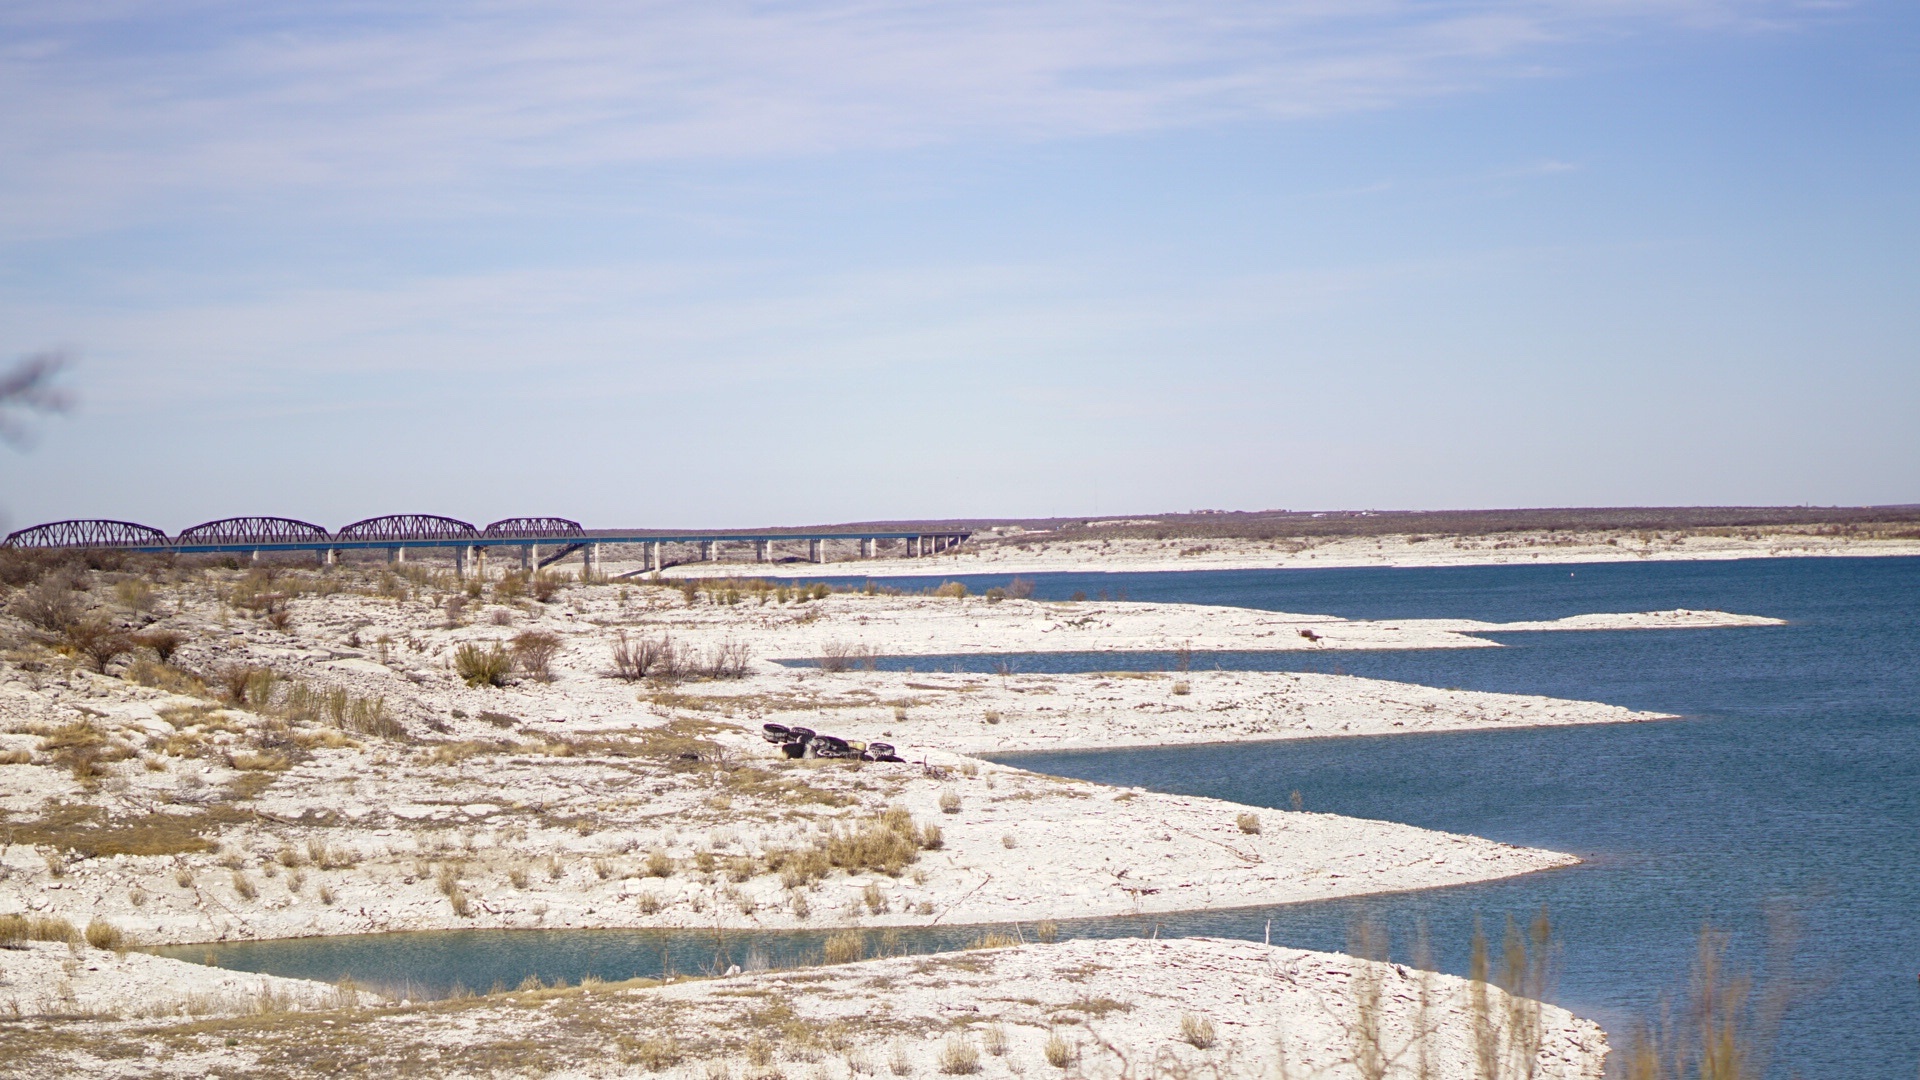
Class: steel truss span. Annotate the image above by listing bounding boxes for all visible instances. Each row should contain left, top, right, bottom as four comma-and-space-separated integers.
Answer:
177, 517, 330, 545
483, 518, 584, 538
2, 519, 169, 548
333, 515, 479, 542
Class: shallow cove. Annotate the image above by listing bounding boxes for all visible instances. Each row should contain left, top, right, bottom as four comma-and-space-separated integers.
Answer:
158, 559, 1918, 1078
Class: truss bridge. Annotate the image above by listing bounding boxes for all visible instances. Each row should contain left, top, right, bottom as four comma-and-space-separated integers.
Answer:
2, 515, 969, 577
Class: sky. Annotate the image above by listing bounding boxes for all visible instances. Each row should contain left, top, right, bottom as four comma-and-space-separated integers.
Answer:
0, 0, 1915, 532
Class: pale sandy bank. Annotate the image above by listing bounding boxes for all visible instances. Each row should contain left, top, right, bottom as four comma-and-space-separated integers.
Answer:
0, 937, 1607, 1079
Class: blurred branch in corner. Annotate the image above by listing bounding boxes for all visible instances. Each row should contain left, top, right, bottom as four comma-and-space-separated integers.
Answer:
0, 350, 75, 448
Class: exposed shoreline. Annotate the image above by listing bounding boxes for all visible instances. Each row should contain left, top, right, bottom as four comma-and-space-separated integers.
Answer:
653, 529, 1920, 580
0, 554, 1776, 1072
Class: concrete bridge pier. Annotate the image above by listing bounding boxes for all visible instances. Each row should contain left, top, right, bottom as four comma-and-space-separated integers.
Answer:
702, 540, 718, 563
454, 545, 470, 580
475, 546, 488, 581
756, 540, 771, 563
808, 538, 824, 563
647, 542, 662, 572
319, 548, 336, 567
584, 543, 602, 580
860, 538, 875, 558
388, 546, 406, 565
521, 544, 539, 573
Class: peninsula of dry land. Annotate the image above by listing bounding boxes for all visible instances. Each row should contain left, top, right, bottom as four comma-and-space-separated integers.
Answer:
0, 549, 1780, 1076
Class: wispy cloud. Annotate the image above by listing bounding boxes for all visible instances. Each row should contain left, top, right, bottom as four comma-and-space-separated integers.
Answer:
0, 0, 1814, 233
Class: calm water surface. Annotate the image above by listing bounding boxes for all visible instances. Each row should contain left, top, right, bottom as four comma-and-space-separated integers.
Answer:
165, 558, 1920, 1078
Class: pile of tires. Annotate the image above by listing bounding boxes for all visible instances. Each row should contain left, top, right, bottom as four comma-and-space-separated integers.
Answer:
761, 723, 903, 762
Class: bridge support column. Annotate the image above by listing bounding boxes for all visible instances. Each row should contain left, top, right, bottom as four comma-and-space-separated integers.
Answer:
702, 540, 717, 563
320, 548, 336, 567
389, 546, 405, 565
454, 546, 470, 580
522, 544, 538, 573
475, 546, 488, 581
809, 538, 823, 563
648, 542, 661, 572
584, 543, 601, 580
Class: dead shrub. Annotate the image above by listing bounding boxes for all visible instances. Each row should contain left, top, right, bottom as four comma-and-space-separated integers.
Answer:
131, 628, 188, 663
1236, 812, 1261, 835
60, 618, 132, 671
510, 631, 562, 681
12, 577, 80, 631
700, 638, 753, 679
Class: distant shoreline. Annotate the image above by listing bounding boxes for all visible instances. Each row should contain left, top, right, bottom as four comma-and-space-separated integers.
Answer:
650, 530, 1920, 579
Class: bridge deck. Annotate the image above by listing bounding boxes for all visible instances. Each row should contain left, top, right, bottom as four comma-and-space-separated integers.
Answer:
102, 532, 961, 555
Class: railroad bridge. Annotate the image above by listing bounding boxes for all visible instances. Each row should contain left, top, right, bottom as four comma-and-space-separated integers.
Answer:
0, 516, 968, 577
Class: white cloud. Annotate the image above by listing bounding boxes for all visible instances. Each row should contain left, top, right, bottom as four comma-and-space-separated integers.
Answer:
0, 0, 1813, 233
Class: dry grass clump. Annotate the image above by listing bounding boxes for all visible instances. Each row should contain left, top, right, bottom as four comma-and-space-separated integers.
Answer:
1178, 1013, 1216, 1049
939, 790, 962, 815
1171, 680, 1191, 696
645, 848, 674, 878
823, 931, 865, 965
937, 1037, 980, 1075
982, 1025, 1008, 1057
231, 870, 258, 900
933, 582, 970, 600
84, 917, 124, 951
455, 642, 512, 687
622, 1034, 682, 1071
822, 808, 938, 877
966, 932, 1019, 951
1235, 812, 1261, 835
1044, 1032, 1071, 1069
0, 913, 77, 946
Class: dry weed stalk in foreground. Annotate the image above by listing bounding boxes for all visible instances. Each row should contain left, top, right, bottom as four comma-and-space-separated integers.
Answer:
1616, 912, 1805, 1080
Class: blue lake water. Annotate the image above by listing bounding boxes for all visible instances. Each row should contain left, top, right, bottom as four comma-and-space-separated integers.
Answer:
167, 558, 1920, 1078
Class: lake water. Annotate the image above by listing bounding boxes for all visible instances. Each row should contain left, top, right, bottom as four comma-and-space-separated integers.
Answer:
164, 558, 1920, 1078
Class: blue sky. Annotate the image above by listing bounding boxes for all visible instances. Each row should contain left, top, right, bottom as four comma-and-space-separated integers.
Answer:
1, 1, 1915, 530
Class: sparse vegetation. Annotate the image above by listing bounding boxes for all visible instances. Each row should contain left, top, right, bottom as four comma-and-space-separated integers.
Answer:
823, 930, 864, 964
84, 917, 124, 951
454, 642, 512, 687
1178, 1012, 1216, 1049
1236, 812, 1261, 835
510, 630, 562, 681
939, 790, 962, 815
937, 1037, 980, 1075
